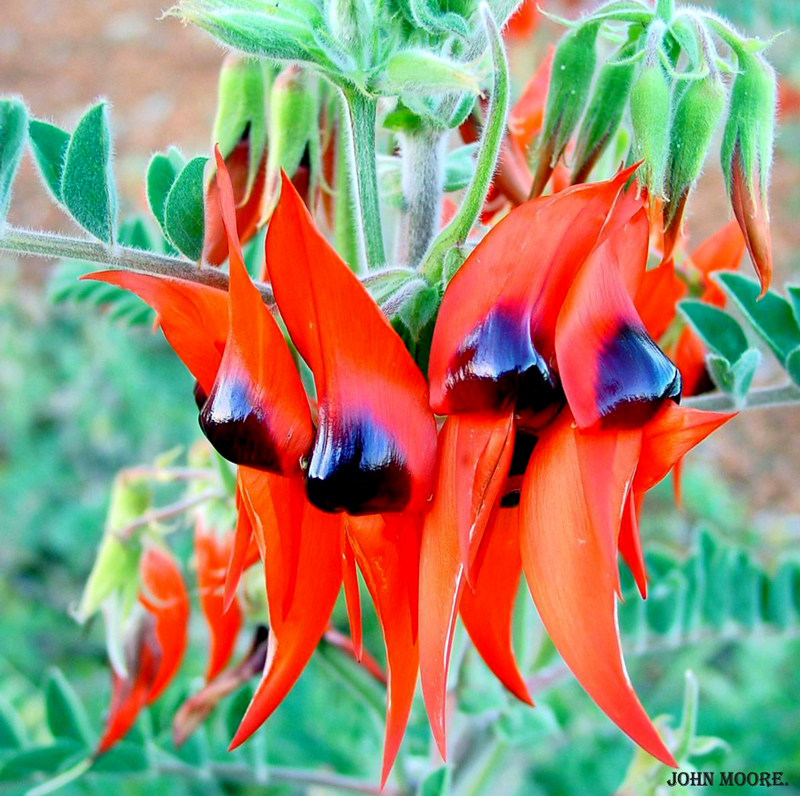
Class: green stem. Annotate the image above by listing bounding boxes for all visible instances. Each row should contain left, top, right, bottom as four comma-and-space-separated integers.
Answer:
655, 0, 675, 23
682, 383, 800, 412
0, 226, 274, 303
458, 740, 508, 796
341, 88, 385, 271
334, 102, 361, 272
418, 5, 509, 285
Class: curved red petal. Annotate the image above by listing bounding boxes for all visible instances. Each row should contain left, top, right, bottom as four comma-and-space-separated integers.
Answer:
687, 219, 745, 307
556, 209, 681, 430
672, 327, 710, 397
341, 529, 363, 662
635, 403, 735, 493
429, 167, 638, 416
223, 477, 256, 613
508, 46, 554, 151
231, 486, 342, 748
459, 505, 532, 705
520, 413, 675, 765
347, 515, 420, 787
199, 151, 314, 475
266, 173, 436, 515
83, 271, 228, 395
419, 418, 465, 760
196, 522, 243, 682
618, 490, 647, 599
139, 548, 189, 703
635, 259, 687, 341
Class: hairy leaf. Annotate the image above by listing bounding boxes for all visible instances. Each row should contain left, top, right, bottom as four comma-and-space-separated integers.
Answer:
164, 156, 207, 262
28, 119, 70, 204
0, 97, 28, 225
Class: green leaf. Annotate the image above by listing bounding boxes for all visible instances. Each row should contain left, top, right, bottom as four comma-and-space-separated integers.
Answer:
419, 766, 451, 796
146, 149, 184, 232
705, 348, 760, 397
225, 685, 254, 742
0, 97, 28, 225
28, 119, 70, 204
494, 703, 559, 747
380, 51, 479, 96
0, 740, 83, 782
118, 216, 161, 252
91, 742, 149, 773
45, 669, 93, 747
715, 272, 800, 364
785, 346, 800, 386
164, 156, 207, 262
787, 284, 800, 325
61, 102, 117, 243
444, 143, 477, 192
678, 300, 748, 364
0, 697, 26, 750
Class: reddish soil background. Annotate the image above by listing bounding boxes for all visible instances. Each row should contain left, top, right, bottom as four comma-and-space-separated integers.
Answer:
2, 0, 799, 516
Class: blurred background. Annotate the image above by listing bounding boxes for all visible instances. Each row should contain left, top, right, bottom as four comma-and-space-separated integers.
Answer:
1, 1, 799, 794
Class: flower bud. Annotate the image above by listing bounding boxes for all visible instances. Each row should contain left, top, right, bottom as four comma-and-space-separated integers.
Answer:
328, 0, 373, 65
262, 65, 316, 222
571, 44, 637, 185
720, 48, 775, 294
630, 61, 671, 198
531, 22, 600, 197
211, 55, 268, 200
663, 73, 726, 258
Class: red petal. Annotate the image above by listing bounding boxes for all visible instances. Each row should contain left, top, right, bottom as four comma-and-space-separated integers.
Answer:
419, 418, 465, 760
342, 529, 363, 662
635, 402, 735, 493
83, 271, 228, 395
508, 47, 554, 151
688, 219, 745, 307
139, 548, 189, 703
429, 167, 638, 416
266, 173, 436, 515
556, 209, 681, 430
199, 150, 314, 475
454, 411, 515, 582
231, 483, 342, 748
520, 412, 675, 765
196, 521, 243, 682
347, 515, 420, 787
459, 505, 532, 705
505, 0, 540, 41
635, 258, 687, 341
672, 327, 710, 397
223, 477, 256, 613
618, 490, 647, 599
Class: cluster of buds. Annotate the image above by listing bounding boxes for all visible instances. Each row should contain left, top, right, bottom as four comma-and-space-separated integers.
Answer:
529, 0, 776, 293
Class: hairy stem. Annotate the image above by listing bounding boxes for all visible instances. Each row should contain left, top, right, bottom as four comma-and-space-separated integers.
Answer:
655, 0, 675, 23
683, 383, 800, 412
0, 226, 274, 303
418, 5, 509, 284
395, 129, 448, 267
341, 89, 385, 271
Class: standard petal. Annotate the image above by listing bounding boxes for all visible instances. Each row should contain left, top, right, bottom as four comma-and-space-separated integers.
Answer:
139, 548, 190, 703
688, 219, 746, 307
83, 271, 228, 395
428, 167, 638, 416
199, 151, 314, 475
230, 490, 342, 748
459, 505, 532, 705
635, 258, 687, 341
520, 413, 675, 765
508, 46, 554, 151
195, 521, 243, 682
347, 515, 420, 787
556, 209, 682, 430
266, 173, 437, 515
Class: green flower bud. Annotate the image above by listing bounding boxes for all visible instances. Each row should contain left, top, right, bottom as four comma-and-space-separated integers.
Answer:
211, 54, 268, 200
630, 61, 671, 197
263, 65, 316, 219
531, 22, 600, 197
720, 47, 775, 293
663, 72, 726, 255
328, 0, 374, 67
571, 44, 637, 185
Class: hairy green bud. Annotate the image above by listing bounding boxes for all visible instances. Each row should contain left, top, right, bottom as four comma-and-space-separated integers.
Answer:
571, 44, 637, 185
530, 22, 599, 197
630, 61, 671, 197
211, 55, 268, 200
663, 72, 725, 254
328, 0, 374, 67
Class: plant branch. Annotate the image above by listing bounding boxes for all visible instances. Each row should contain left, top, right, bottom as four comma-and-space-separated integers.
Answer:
341, 89, 385, 271
155, 759, 403, 796
682, 383, 800, 412
0, 226, 275, 304
116, 489, 225, 540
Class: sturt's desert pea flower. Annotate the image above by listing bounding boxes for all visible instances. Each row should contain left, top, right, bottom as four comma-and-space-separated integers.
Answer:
85, 160, 734, 777
96, 548, 189, 754
421, 166, 734, 764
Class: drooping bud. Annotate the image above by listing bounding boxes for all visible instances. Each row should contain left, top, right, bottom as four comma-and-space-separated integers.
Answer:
262, 65, 316, 222
571, 42, 637, 185
720, 47, 776, 295
663, 71, 726, 259
630, 23, 671, 198
530, 22, 600, 197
